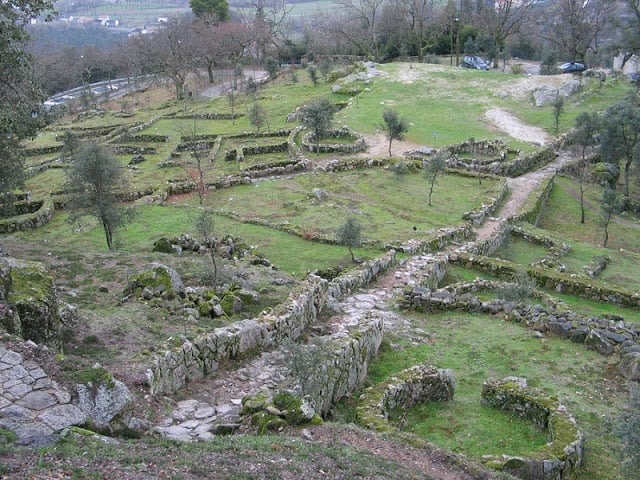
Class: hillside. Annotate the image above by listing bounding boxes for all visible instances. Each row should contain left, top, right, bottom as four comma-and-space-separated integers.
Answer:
0, 61, 639, 480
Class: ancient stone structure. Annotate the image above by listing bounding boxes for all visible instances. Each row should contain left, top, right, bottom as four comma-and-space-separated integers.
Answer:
146, 252, 396, 396
0, 258, 61, 347
481, 377, 584, 480
356, 364, 456, 432
403, 278, 640, 380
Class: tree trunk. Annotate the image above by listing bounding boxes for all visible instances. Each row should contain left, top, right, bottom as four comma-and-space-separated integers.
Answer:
348, 245, 355, 262
388, 137, 392, 157
102, 217, 113, 250
579, 184, 585, 224
624, 159, 631, 197
207, 64, 215, 84
428, 178, 435, 206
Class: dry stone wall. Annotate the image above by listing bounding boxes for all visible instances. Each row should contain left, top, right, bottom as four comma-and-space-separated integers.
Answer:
356, 364, 456, 432
146, 252, 396, 396
481, 377, 584, 480
0, 198, 54, 234
402, 279, 640, 380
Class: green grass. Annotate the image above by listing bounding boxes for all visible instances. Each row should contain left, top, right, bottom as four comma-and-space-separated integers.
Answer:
200, 170, 502, 245
364, 312, 628, 479
493, 236, 549, 265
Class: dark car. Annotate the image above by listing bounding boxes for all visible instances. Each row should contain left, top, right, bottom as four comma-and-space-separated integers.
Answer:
628, 72, 640, 85
560, 62, 586, 74
462, 55, 490, 71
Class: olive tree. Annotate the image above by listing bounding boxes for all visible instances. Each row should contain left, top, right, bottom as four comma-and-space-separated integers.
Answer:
66, 143, 130, 250
336, 217, 362, 263
300, 99, 334, 153
599, 98, 640, 198
382, 109, 409, 157
424, 152, 447, 207
600, 187, 620, 248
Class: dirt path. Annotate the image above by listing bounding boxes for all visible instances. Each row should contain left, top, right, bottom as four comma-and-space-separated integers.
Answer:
485, 108, 549, 146
474, 150, 573, 241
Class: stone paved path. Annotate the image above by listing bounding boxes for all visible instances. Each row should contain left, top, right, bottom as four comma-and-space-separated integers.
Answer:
0, 342, 86, 447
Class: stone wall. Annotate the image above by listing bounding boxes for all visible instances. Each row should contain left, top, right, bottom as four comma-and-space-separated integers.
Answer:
402, 279, 640, 380
449, 252, 640, 307
146, 251, 396, 396
302, 128, 366, 154
238, 313, 384, 431
511, 175, 556, 226
462, 179, 509, 226
481, 377, 584, 480
306, 313, 385, 416
356, 364, 456, 432
389, 224, 474, 255
0, 198, 54, 234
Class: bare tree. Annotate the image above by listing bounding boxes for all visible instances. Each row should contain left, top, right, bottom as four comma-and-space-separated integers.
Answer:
538, 0, 611, 64
192, 20, 251, 84
131, 16, 197, 99
178, 120, 211, 205
334, 0, 386, 58
475, 0, 534, 67
247, 0, 293, 63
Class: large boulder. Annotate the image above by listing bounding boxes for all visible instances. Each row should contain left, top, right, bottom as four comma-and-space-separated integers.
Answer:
618, 352, 640, 381
532, 80, 581, 107
126, 262, 184, 299
74, 367, 134, 433
0, 257, 61, 347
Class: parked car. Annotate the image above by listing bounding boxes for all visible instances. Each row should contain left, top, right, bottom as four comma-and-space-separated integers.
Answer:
560, 62, 586, 74
462, 55, 490, 71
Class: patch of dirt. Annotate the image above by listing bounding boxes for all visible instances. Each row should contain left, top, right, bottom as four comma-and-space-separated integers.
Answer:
294, 423, 501, 480
485, 108, 549, 145
359, 133, 427, 158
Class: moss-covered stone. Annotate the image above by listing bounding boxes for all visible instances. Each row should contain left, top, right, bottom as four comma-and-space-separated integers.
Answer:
152, 237, 174, 253
240, 390, 271, 415
3, 258, 60, 347
251, 411, 287, 434
273, 391, 316, 425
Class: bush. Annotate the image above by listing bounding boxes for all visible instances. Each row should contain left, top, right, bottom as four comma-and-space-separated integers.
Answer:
496, 272, 537, 303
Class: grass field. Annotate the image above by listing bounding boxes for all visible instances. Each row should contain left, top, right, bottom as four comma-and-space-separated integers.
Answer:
363, 312, 627, 480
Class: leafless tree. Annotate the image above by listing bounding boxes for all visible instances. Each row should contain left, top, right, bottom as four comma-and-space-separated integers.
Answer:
475, 0, 535, 67
131, 16, 197, 99
192, 19, 251, 84
538, 0, 611, 64
334, 0, 386, 58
